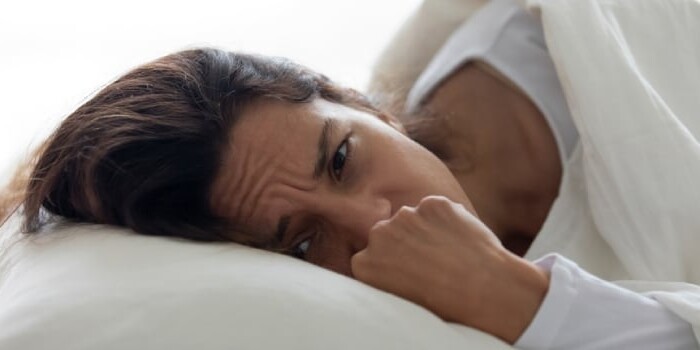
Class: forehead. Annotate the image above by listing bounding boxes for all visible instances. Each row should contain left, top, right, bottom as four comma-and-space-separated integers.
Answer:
210, 98, 352, 243
233, 99, 319, 155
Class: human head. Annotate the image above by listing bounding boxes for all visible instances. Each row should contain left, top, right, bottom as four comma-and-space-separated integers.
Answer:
210, 97, 472, 275
21, 48, 473, 275
22, 48, 382, 242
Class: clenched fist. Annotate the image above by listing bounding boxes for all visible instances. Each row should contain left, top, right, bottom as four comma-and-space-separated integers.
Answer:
351, 195, 549, 344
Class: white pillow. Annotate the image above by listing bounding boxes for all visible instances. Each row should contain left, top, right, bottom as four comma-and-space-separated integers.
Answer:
0, 216, 511, 350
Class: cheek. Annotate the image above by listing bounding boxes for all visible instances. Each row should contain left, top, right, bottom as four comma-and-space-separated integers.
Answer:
386, 134, 444, 177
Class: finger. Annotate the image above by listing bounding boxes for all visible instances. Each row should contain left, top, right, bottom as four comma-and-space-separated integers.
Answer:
416, 195, 488, 240
350, 248, 427, 304
385, 205, 439, 243
368, 207, 413, 243
350, 248, 371, 280
416, 195, 463, 221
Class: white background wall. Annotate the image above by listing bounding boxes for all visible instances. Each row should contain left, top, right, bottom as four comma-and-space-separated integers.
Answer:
0, 0, 421, 184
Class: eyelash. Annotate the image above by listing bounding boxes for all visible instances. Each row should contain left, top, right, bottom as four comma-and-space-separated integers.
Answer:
291, 236, 312, 260
291, 228, 319, 260
328, 136, 353, 181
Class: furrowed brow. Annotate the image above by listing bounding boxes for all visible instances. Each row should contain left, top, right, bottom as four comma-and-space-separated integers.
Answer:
313, 118, 335, 180
268, 118, 333, 250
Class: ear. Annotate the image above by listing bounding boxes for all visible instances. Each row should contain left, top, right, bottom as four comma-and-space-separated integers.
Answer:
377, 112, 406, 134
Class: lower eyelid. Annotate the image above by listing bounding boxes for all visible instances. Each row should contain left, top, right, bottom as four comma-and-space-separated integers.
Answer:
309, 224, 326, 246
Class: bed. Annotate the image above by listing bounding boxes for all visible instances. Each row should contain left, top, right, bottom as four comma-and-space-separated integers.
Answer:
2, 0, 700, 348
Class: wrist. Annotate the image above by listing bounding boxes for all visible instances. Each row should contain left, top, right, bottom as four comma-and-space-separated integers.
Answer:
472, 252, 550, 344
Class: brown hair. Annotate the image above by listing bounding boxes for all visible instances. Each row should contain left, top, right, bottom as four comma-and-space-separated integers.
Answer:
1, 48, 380, 243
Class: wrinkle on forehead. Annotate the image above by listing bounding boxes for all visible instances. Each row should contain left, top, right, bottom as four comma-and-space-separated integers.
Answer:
210, 99, 323, 242
236, 154, 317, 223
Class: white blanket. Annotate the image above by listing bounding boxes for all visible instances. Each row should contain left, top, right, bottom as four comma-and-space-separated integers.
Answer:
524, 0, 700, 341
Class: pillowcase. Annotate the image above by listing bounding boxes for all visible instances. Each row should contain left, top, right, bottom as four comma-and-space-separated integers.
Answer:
0, 216, 512, 350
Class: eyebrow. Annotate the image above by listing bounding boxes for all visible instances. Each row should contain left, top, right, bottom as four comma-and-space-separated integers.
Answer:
313, 118, 335, 180
272, 118, 334, 248
272, 215, 290, 249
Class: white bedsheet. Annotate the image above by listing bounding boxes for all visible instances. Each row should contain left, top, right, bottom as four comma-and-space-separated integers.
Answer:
525, 0, 700, 341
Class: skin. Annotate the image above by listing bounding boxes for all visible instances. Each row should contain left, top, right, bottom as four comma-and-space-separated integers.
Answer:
420, 61, 562, 255
210, 60, 557, 343
210, 97, 474, 274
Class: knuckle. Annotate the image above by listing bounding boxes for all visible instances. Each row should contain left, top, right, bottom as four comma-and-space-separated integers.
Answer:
370, 219, 388, 233
390, 206, 418, 230
350, 251, 375, 281
391, 207, 417, 235
352, 249, 371, 265
367, 220, 392, 246
350, 250, 365, 269
417, 195, 453, 213
394, 205, 416, 220
420, 195, 451, 206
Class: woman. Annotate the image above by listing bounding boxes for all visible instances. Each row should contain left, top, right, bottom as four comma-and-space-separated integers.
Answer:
1, 4, 698, 350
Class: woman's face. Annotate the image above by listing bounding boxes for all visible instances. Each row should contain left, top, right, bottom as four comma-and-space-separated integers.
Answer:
211, 98, 474, 276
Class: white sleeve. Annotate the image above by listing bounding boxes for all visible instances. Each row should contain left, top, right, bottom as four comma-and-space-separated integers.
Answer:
515, 254, 699, 350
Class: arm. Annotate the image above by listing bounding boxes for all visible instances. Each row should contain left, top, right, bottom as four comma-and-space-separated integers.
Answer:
351, 195, 549, 343
351, 196, 698, 349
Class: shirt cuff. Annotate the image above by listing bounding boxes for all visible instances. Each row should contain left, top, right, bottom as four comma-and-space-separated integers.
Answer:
515, 254, 578, 349
514, 253, 698, 350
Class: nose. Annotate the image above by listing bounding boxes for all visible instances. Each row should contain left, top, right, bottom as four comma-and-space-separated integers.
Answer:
323, 190, 392, 252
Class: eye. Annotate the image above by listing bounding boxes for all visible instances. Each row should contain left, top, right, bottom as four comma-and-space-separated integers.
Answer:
330, 139, 350, 180
292, 238, 312, 260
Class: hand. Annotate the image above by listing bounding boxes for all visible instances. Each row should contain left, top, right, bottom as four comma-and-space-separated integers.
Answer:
351, 196, 549, 344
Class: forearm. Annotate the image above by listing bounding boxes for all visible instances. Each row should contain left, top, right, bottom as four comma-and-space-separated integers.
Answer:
456, 250, 549, 344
